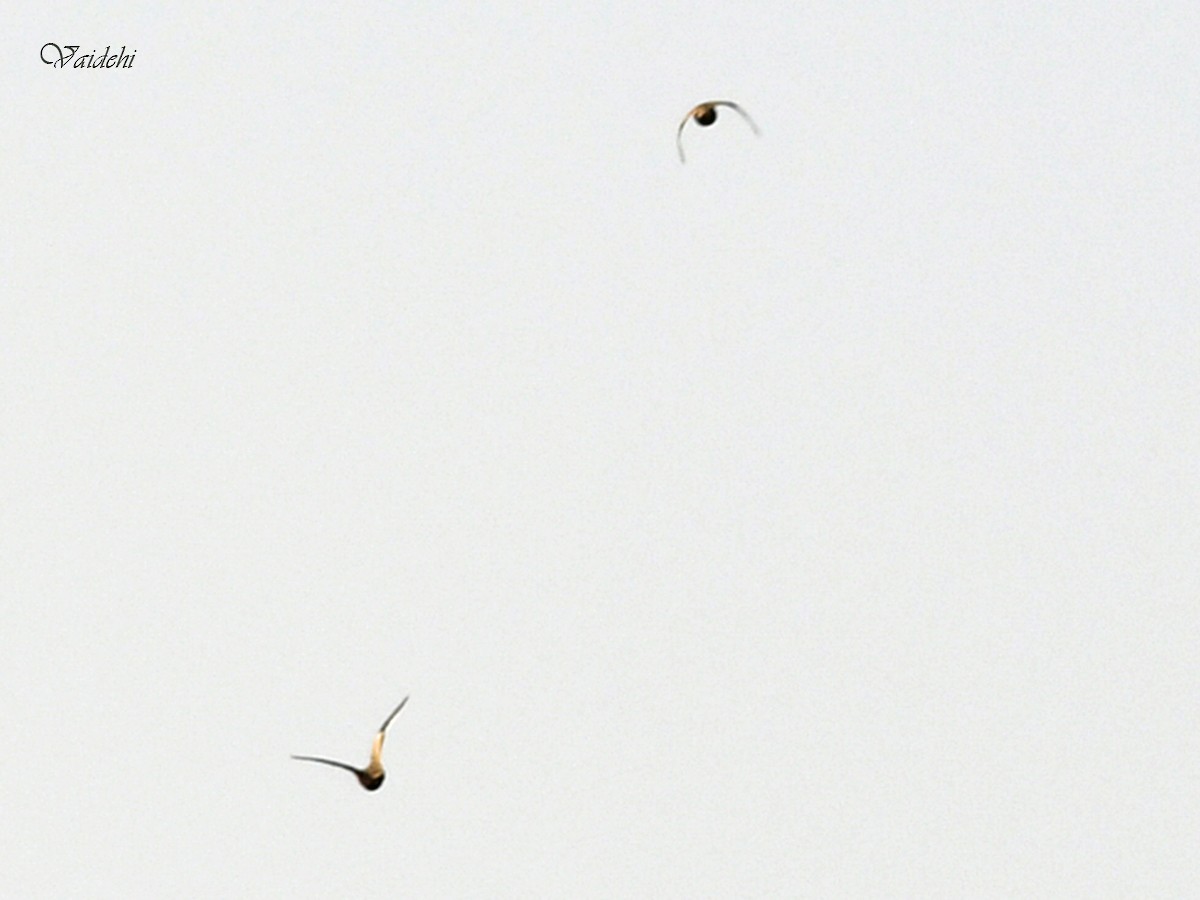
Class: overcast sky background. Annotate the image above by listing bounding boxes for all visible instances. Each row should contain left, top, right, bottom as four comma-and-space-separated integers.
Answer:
3, 2, 1198, 896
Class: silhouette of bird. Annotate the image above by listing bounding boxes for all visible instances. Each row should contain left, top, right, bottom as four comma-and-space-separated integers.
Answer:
676, 100, 760, 162
292, 697, 409, 791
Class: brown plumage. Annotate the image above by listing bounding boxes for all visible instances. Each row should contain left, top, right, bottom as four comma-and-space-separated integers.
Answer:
676, 100, 760, 163
292, 697, 409, 791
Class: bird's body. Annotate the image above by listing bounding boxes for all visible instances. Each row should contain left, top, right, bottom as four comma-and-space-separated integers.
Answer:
676, 100, 760, 162
292, 697, 409, 791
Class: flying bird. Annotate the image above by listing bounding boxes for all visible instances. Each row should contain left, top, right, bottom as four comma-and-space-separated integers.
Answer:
292, 696, 409, 791
676, 100, 760, 163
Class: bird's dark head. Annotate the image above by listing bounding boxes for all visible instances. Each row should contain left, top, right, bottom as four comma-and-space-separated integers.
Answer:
695, 106, 718, 126
358, 772, 385, 791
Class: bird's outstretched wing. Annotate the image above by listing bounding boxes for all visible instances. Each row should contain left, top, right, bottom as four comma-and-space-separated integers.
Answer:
291, 754, 362, 775
369, 696, 410, 770
676, 114, 692, 163
712, 100, 760, 135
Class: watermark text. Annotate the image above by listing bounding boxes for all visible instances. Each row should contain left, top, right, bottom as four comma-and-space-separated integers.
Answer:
41, 44, 136, 69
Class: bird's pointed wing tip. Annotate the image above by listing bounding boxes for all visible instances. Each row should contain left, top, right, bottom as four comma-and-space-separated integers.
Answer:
379, 696, 410, 732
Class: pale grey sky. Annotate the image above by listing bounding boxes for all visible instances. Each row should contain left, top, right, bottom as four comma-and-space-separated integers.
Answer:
3, 2, 1198, 896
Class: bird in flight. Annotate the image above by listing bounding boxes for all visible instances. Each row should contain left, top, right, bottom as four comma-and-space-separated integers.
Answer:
676, 100, 760, 163
292, 696, 409, 791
